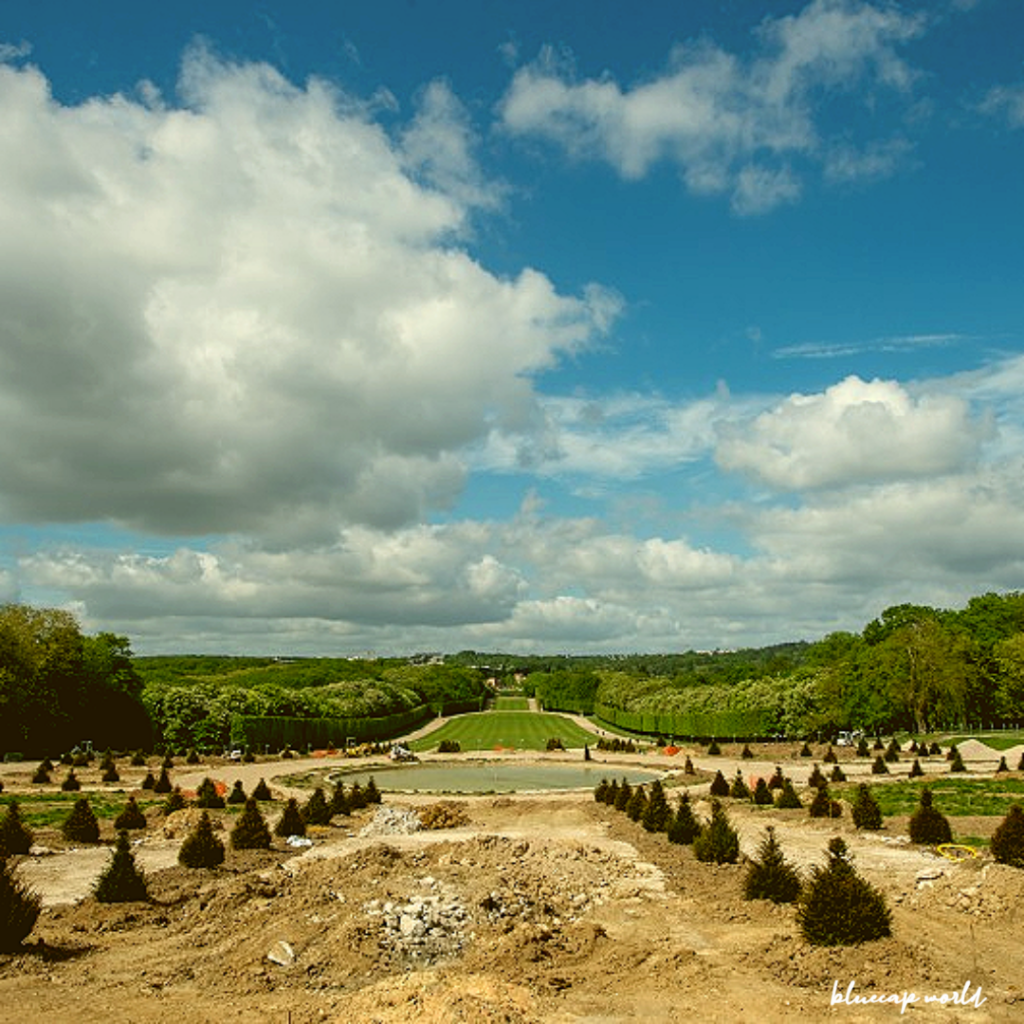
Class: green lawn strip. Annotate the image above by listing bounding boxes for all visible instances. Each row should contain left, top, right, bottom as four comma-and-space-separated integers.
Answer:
493, 697, 530, 711
0, 791, 165, 829
837, 777, 1024, 818
408, 711, 597, 752
939, 732, 1024, 752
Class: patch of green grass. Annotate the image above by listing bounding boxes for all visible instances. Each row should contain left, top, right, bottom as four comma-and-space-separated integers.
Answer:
0, 792, 164, 828
409, 711, 597, 752
493, 696, 530, 711
838, 777, 1024, 818
939, 732, 1024, 752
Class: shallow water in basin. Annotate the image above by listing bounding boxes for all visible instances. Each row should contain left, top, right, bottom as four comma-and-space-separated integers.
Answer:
331, 762, 661, 793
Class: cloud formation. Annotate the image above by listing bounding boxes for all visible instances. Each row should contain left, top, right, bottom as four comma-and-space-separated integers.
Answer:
0, 46, 615, 544
498, 0, 925, 213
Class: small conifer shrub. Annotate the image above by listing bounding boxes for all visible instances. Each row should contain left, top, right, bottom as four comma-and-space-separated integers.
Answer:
753, 778, 774, 805
280, 746, 294, 759
227, 780, 247, 805
153, 767, 173, 794
102, 765, 120, 783
161, 754, 175, 770
31, 764, 50, 784
667, 792, 701, 845
163, 786, 187, 815
908, 787, 952, 845
330, 782, 350, 816
829, 764, 846, 783
768, 766, 785, 790
744, 826, 801, 904
62, 798, 100, 844
807, 764, 827, 789
852, 784, 883, 830
909, 758, 924, 778
186, 748, 200, 765
741, 744, 754, 759
61, 770, 81, 792
178, 810, 225, 868
949, 749, 967, 773
693, 800, 740, 864
302, 787, 333, 826
996, 756, 1009, 773
796, 838, 891, 946
730, 772, 751, 800
625, 785, 647, 822
808, 786, 841, 819
94, 830, 148, 903
130, 750, 147, 767
799, 742, 812, 757
348, 782, 367, 811
242, 749, 255, 763
873, 736, 884, 751
251, 778, 272, 801
196, 778, 225, 809
884, 739, 901, 763
614, 780, 632, 813
709, 770, 730, 797
594, 779, 609, 803
0, 801, 34, 856
114, 796, 147, 831
989, 804, 1024, 868
908, 739, 919, 753
823, 747, 837, 764
545, 737, 564, 751
641, 780, 671, 832
928, 742, 941, 756
683, 756, 695, 775
1017, 751, 1024, 772
775, 779, 803, 809
856, 738, 870, 757
0, 856, 41, 952
871, 756, 889, 775
141, 771, 156, 790
364, 778, 382, 805
275, 798, 307, 837
230, 798, 272, 850
437, 739, 461, 753
707, 739, 721, 755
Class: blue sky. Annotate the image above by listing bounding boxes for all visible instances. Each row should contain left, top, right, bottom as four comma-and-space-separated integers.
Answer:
2, 0, 1023, 654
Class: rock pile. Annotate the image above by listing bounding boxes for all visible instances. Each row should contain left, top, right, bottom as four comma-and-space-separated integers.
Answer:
358, 805, 422, 837
364, 876, 468, 965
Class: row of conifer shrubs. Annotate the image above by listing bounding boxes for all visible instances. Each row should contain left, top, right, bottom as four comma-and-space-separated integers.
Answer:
229, 706, 432, 751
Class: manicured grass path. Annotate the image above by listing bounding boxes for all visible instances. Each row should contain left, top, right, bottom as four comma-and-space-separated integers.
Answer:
409, 711, 596, 752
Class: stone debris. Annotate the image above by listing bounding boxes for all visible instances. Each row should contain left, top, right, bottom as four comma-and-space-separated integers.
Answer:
358, 805, 423, 837
266, 940, 295, 967
364, 878, 468, 965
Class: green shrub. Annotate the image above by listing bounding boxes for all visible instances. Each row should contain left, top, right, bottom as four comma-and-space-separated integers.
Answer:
641, 780, 671, 832
161, 755, 175, 770
94, 830, 148, 903
280, 746, 294, 759
884, 738, 901, 763
364, 778, 382, 805
767, 766, 785, 790
101, 766, 120, 783
851, 784, 883, 830
707, 739, 721, 755
667, 792, 701, 845
275, 798, 307, 837
871, 756, 889, 775
709, 770, 730, 797
990, 804, 1024, 868
0, 856, 41, 951
744, 826, 801, 904
796, 838, 891, 946
437, 739, 461, 753
230, 798, 272, 850
153, 767, 173, 794
302, 787, 333, 826
185, 748, 200, 765
251, 778, 272, 801
140, 771, 156, 791
0, 801, 34, 856
348, 782, 367, 811
163, 787, 187, 815
693, 800, 740, 864
949, 749, 967, 773
625, 786, 647, 822
61, 770, 81, 792
195, 778, 225, 810
823, 747, 837, 764
178, 811, 225, 868
683, 756, 695, 774
753, 778, 774, 805
908, 787, 952, 845
594, 779, 609, 803
909, 758, 924, 778
545, 737, 564, 751
1017, 751, 1024, 772
227, 780, 247, 805
775, 780, 803, 809
114, 796, 147, 831
808, 786, 841, 819
829, 764, 846, 783
741, 744, 754, 759
856, 738, 870, 757
996, 756, 1009, 773
130, 751, 147, 767
807, 764, 827, 789
799, 742, 812, 757
614, 780, 632, 813
62, 798, 100, 843
929, 742, 942, 756
729, 772, 751, 800
31, 764, 50, 784
330, 782, 350, 816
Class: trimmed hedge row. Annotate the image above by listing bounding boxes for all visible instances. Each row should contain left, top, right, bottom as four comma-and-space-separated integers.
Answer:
229, 704, 433, 750
594, 703, 768, 740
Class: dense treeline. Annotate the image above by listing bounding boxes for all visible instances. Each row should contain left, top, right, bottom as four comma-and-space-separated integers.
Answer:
4, 591, 1024, 755
0, 604, 149, 753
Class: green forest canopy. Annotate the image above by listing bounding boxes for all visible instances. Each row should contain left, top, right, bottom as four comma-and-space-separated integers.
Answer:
3, 591, 1024, 754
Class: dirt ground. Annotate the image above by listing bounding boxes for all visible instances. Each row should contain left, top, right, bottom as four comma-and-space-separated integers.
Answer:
1, 741, 1022, 1023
